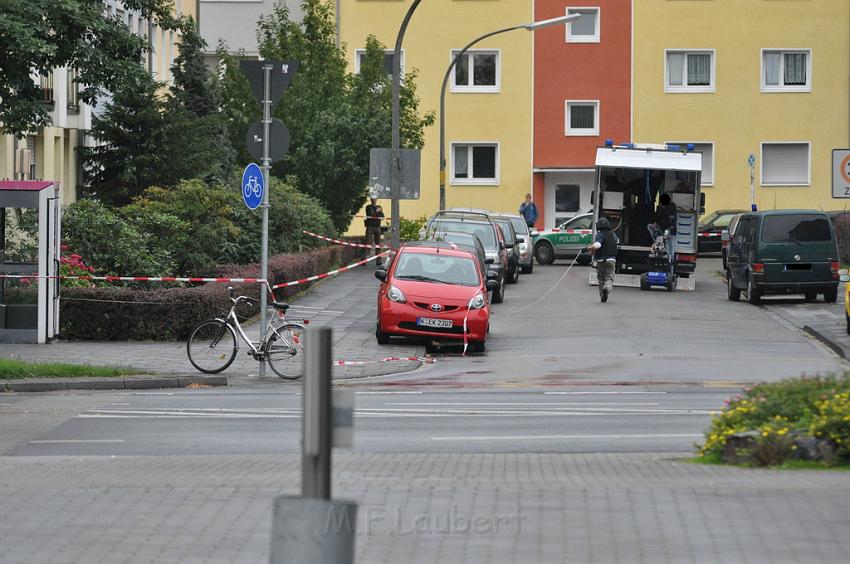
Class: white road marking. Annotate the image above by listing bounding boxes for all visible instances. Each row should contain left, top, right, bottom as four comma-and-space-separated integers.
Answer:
386, 402, 662, 406
544, 391, 668, 395
431, 433, 703, 441
29, 439, 124, 444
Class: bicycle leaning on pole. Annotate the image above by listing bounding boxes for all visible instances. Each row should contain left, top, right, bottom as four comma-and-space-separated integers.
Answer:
186, 287, 306, 379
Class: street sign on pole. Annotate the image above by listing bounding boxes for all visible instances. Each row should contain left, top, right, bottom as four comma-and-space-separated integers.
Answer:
240, 59, 298, 378
368, 148, 420, 200
832, 149, 850, 198
240, 60, 300, 107
748, 153, 757, 211
246, 118, 290, 163
241, 163, 264, 210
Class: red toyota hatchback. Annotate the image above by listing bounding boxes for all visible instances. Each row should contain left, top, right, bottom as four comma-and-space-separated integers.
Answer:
375, 242, 497, 352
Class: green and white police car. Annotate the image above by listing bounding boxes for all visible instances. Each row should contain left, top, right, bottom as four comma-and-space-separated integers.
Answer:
532, 213, 594, 265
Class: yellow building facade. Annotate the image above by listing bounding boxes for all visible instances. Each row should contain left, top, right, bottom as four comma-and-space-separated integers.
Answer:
339, 0, 535, 233
633, 0, 850, 214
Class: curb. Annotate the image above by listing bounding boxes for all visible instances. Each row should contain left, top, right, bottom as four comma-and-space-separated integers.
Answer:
0, 375, 227, 393
803, 325, 847, 360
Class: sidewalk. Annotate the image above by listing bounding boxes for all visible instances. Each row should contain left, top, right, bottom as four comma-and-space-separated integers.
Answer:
1, 452, 848, 563
0, 267, 426, 385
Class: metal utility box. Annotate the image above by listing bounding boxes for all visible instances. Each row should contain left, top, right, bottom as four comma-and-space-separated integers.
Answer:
0, 181, 61, 343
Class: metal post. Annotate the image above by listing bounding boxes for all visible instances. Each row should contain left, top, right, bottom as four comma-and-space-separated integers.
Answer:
390, 0, 421, 249
302, 326, 333, 499
260, 64, 271, 378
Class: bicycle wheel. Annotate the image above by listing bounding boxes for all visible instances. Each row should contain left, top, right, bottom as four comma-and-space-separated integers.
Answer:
265, 323, 306, 380
187, 320, 238, 374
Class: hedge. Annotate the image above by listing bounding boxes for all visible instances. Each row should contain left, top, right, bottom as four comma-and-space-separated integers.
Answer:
59, 244, 363, 341
834, 214, 850, 265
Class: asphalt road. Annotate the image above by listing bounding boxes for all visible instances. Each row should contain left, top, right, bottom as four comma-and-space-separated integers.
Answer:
3, 387, 730, 457
385, 257, 848, 386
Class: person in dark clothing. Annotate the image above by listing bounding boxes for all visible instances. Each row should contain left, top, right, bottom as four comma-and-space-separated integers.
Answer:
519, 193, 538, 228
587, 217, 619, 303
364, 198, 385, 266
649, 193, 678, 269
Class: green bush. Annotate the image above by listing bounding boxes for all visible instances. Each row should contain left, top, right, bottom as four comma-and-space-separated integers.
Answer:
63, 177, 337, 277
700, 374, 850, 465
62, 199, 178, 276
400, 216, 427, 242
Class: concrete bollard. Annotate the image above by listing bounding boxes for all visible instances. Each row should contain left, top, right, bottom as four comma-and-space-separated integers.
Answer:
270, 496, 357, 564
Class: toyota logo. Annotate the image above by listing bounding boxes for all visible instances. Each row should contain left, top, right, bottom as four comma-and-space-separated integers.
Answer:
430, 304, 443, 312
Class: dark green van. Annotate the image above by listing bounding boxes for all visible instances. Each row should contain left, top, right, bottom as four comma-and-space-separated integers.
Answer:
726, 210, 840, 305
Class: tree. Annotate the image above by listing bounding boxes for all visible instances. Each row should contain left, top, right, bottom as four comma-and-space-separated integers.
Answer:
254, 0, 433, 230
163, 18, 234, 184
0, 0, 177, 136
217, 44, 262, 165
81, 67, 171, 205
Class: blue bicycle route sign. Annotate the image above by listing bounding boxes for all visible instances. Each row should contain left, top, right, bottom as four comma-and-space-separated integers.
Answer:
242, 163, 264, 210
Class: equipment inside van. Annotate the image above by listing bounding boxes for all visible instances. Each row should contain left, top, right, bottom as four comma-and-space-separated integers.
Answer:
590, 144, 705, 291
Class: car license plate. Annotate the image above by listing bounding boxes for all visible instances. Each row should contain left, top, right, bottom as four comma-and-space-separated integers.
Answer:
417, 317, 453, 328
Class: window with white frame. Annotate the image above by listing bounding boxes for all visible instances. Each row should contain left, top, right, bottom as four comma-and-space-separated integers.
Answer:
566, 7, 600, 43
451, 50, 499, 92
762, 50, 811, 92
761, 142, 810, 186
667, 142, 714, 186
565, 101, 599, 136
451, 143, 498, 185
355, 49, 404, 77
665, 50, 715, 92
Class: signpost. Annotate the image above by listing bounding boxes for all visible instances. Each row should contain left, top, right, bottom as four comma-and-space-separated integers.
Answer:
832, 149, 850, 199
240, 59, 298, 377
241, 163, 264, 210
368, 148, 421, 200
748, 153, 757, 211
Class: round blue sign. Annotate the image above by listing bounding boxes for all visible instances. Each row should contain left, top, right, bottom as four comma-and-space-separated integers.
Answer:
242, 163, 264, 210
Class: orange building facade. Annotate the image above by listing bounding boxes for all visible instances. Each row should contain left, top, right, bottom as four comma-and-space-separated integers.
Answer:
533, 1, 631, 228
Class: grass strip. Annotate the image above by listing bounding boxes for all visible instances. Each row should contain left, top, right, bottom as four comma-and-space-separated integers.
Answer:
0, 358, 139, 379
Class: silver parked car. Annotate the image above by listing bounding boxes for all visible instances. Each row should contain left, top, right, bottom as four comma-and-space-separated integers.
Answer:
491, 213, 533, 274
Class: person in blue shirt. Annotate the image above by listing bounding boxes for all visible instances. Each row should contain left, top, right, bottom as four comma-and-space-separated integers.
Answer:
519, 193, 538, 228
586, 217, 619, 303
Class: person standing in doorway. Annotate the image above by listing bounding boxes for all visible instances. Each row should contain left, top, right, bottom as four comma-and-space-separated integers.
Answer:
587, 217, 619, 303
519, 193, 538, 228
364, 197, 385, 266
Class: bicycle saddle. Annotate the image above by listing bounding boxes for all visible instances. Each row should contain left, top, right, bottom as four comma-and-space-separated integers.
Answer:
271, 302, 290, 311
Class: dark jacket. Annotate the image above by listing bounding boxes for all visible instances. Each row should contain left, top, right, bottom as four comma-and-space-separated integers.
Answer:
595, 229, 619, 260
656, 203, 678, 234
365, 204, 384, 228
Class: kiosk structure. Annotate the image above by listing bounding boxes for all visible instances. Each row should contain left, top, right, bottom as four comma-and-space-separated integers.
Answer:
0, 181, 61, 343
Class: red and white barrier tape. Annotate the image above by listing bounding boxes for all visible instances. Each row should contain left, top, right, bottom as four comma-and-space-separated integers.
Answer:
302, 230, 390, 249
332, 356, 435, 366
542, 229, 593, 234
352, 214, 391, 220
271, 250, 392, 289
0, 274, 266, 283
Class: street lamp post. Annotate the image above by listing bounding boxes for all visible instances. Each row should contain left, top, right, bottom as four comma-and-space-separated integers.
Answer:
390, 0, 422, 250
438, 14, 581, 211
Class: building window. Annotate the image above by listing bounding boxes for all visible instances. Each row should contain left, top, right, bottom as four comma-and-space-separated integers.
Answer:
66, 68, 79, 112
762, 49, 811, 92
355, 49, 404, 77
665, 50, 715, 93
566, 7, 600, 43
39, 73, 54, 105
667, 142, 714, 186
761, 142, 810, 186
451, 143, 499, 185
565, 100, 599, 136
555, 185, 581, 226
451, 50, 499, 93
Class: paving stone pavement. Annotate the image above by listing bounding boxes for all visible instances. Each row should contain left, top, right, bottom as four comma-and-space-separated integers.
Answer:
0, 267, 426, 383
0, 452, 848, 563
